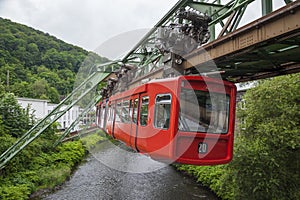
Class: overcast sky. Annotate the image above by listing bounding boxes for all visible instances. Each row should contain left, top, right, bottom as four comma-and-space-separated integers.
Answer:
0, 0, 287, 55
0, 0, 178, 51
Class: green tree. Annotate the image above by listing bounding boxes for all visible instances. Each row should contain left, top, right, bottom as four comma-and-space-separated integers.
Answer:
232, 73, 300, 199
0, 93, 31, 137
47, 87, 60, 103
0, 83, 5, 95
30, 79, 48, 99
25, 42, 40, 66
10, 81, 32, 97
37, 65, 60, 86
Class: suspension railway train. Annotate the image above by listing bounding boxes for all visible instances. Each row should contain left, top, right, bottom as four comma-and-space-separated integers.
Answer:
96, 75, 237, 165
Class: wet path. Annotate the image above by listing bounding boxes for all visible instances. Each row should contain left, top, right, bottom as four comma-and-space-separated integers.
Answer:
44, 141, 218, 200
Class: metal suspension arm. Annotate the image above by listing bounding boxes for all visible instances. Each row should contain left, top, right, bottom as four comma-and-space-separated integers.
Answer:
0, 71, 110, 169
53, 94, 103, 147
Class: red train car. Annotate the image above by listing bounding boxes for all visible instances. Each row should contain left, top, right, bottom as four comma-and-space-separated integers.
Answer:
96, 75, 237, 165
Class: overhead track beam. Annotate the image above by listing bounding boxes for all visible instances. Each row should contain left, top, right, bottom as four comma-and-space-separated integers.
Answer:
182, 0, 300, 82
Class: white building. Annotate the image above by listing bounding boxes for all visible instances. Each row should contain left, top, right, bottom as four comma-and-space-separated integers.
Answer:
17, 97, 81, 131
17, 97, 49, 119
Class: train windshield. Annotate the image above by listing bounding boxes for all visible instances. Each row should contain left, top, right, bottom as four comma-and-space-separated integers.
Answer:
179, 87, 230, 134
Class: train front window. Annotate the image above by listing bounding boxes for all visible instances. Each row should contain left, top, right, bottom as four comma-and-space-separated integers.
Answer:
179, 87, 229, 134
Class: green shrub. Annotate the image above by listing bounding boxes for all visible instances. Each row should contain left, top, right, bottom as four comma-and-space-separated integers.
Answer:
0, 140, 86, 199
35, 164, 71, 189
0, 184, 31, 200
232, 74, 300, 199
175, 164, 234, 199
53, 141, 85, 167
80, 132, 106, 149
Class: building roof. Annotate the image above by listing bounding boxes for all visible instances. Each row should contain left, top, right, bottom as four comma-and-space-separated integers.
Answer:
16, 97, 49, 103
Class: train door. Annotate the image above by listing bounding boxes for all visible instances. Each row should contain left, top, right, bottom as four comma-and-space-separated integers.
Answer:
150, 93, 173, 156
136, 90, 175, 159
113, 100, 122, 139
105, 102, 113, 136
104, 103, 109, 130
96, 103, 101, 127
135, 94, 150, 152
110, 101, 116, 138
100, 103, 106, 129
129, 94, 140, 150
113, 98, 132, 145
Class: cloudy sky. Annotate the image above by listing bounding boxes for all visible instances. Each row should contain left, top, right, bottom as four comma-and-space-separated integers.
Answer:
0, 0, 287, 54
0, 0, 178, 51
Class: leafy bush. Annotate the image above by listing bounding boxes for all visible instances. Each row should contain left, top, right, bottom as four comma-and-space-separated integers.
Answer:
231, 73, 300, 199
80, 132, 106, 149
0, 93, 32, 137
175, 164, 234, 199
53, 141, 85, 166
0, 141, 86, 200
35, 164, 71, 189
0, 184, 31, 200
0, 93, 87, 200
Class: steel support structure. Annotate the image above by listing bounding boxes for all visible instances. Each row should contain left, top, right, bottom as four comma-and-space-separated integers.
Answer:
182, 0, 300, 82
120, 0, 285, 76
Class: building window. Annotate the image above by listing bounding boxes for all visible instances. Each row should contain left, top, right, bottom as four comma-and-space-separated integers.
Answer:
154, 94, 171, 129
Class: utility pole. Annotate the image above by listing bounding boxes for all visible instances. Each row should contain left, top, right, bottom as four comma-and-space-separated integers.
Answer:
6, 70, 9, 88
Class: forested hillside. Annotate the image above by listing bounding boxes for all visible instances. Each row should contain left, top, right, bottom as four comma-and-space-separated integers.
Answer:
0, 17, 108, 103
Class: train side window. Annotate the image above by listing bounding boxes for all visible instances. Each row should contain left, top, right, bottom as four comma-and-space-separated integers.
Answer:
106, 105, 109, 122
100, 106, 106, 128
140, 96, 149, 126
111, 103, 116, 123
121, 100, 130, 123
129, 100, 133, 123
154, 94, 171, 129
108, 105, 111, 121
133, 98, 139, 124
98, 106, 102, 126
115, 102, 122, 122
